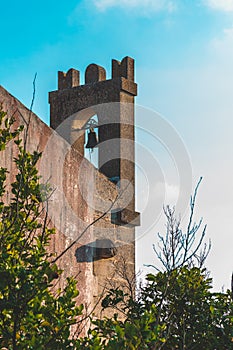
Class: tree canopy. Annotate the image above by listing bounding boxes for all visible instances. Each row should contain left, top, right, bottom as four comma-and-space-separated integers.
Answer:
0, 108, 83, 349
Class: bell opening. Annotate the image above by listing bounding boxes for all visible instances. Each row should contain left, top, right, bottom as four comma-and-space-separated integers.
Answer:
84, 115, 99, 168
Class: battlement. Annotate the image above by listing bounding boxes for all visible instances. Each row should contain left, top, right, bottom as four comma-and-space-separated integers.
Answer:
57, 56, 135, 90
58, 68, 80, 90
112, 56, 134, 81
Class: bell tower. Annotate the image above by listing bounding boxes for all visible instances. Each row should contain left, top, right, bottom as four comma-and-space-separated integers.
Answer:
49, 56, 139, 225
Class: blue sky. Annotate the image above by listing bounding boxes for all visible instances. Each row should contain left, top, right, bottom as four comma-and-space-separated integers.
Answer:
1, 0, 233, 290
1, 0, 230, 121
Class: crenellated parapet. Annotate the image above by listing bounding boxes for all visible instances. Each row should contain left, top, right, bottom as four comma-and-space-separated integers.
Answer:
56, 56, 136, 92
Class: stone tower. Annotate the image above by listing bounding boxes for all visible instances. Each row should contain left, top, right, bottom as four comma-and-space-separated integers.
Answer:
49, 56, 140, 317
49, 56, 139, 226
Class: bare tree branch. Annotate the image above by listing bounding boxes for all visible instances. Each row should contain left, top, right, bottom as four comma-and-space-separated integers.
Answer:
148, 177, 210, 272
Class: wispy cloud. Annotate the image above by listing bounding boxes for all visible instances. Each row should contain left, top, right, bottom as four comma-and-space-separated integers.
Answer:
203, 0, 233, 12
210, 26, 233, 59
92, 0, 176, 13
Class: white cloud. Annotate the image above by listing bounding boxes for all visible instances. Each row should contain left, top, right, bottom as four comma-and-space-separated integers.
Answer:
204, 0, 233, 12
210, 26, 233, 59
165, 183, 179, 204
92, 0, 176, 13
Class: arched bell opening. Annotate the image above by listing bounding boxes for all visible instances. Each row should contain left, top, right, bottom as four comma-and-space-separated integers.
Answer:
84, 114, 99, 168
70, 111, 99, 168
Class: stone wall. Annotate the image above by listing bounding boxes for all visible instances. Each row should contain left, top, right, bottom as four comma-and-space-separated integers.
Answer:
0, 83, 136, 326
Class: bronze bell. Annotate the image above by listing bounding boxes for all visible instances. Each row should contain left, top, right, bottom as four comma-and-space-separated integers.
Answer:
85, 128, 98, 149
